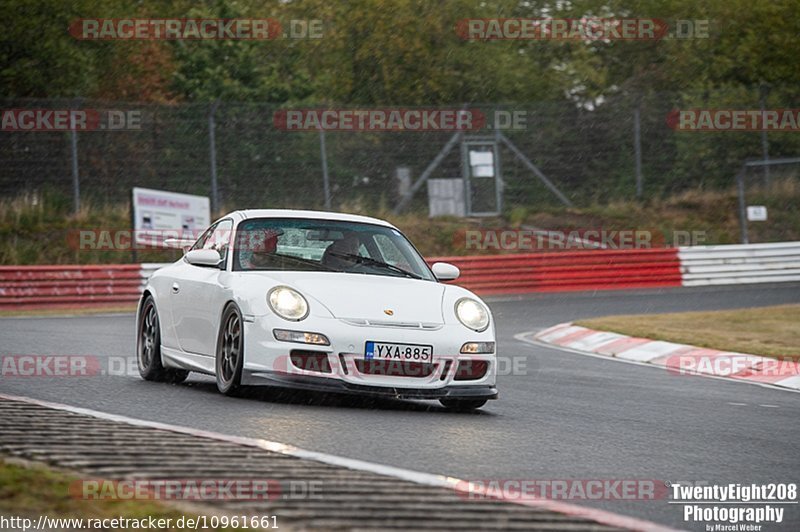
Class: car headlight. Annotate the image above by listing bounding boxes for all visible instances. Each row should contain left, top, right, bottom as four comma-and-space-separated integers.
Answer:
268, 286, 309, 321
455, 298, 489, 332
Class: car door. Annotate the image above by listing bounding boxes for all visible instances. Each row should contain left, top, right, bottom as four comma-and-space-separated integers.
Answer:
171, 219, 233, 356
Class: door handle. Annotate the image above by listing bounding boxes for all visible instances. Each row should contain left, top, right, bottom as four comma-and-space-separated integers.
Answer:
171, 282, 180, 294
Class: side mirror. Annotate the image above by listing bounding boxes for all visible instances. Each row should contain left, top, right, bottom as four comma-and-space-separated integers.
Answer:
185, 249, 222, 268
164, 237, 196, 252
431, 262, 460, 281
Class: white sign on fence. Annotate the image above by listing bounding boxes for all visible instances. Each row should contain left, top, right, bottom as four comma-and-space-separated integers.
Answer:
469, 150, 495, 177
427, 179, 465, 217
132, 187, 210, 246
746, 205, 768, 222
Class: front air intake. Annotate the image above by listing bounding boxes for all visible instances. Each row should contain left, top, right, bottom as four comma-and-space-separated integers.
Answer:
289, 350, 332, 374
453, 360, 489, 381
354, 360, 434, 378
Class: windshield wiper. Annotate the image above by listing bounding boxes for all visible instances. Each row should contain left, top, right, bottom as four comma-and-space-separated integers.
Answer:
327, 252, 423, 279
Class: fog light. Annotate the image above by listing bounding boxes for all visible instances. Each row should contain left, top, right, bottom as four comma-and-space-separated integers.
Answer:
460, 342, 495, 354
273, 329, 330, 345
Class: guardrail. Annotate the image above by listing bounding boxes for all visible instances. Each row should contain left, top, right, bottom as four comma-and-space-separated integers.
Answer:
0, 264, 145, 309
428, 249, 682, 295
679, 241, 800, 286
2, 242, 799, 309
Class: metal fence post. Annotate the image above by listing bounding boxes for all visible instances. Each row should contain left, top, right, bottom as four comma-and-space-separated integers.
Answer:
759, 83, 770, 184
736, 167, 748, 244
633, 99, 643, 199
70, 129, 80, 214
208, 99, 220, 213
319, 128, 331, 210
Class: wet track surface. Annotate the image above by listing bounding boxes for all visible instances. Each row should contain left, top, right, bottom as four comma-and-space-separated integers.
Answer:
2, 283, 799, 529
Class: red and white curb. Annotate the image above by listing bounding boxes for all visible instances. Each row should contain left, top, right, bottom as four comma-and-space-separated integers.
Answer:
520, 323, 800, 392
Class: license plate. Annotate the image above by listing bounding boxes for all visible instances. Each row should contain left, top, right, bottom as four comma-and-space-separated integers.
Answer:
365, 341, 433, 362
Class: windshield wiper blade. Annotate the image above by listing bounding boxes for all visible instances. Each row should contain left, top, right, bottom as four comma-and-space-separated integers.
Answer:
328, 252, 423, 279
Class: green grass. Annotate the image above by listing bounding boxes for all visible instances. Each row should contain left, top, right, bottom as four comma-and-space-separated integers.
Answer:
521, 179, 800, 248
0, 190, 182, 265
576, 304, 800, 360
0, 458, 251, 531
2, 180, 800, 264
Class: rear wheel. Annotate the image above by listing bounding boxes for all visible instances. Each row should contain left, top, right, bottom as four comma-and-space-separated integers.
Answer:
439, 398, 487, 411
216, 304, 245, 396
137, 296, 189, 384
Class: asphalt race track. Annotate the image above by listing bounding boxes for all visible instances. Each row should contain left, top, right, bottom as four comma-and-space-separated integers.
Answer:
2, 282, 799, 530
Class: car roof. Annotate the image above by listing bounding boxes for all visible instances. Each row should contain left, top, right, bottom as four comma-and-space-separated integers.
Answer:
222, 209, 397, 229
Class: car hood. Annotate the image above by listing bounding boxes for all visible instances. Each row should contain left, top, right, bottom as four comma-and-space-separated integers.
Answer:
265, 272, 446, 323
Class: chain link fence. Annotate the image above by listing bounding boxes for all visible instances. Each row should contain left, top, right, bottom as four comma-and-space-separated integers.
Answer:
2, 87, 799, 216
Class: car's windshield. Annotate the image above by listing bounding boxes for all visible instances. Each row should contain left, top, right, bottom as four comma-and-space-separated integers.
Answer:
233, 218, 435, 281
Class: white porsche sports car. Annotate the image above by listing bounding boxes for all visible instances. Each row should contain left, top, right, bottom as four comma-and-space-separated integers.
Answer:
137, 210, 497, 411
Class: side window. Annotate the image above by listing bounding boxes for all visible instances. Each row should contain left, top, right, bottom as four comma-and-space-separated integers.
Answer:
204, 220, 233, 263
191, 224, 216, 251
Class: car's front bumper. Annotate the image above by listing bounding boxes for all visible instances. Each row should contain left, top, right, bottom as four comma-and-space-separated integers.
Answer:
241, 370, 498, 399
241, 314, 498, 399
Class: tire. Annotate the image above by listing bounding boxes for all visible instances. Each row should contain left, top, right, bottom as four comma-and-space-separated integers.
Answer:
439, 398, 487, 411
137, 295, 189, 384
216, 304, 245, 396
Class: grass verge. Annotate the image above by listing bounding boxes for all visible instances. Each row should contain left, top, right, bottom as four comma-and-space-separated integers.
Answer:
576, 304, 800, 360
3, 180, 800, 264
0, 458, 252, 531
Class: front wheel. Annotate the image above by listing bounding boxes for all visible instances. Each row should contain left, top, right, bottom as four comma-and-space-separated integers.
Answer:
137, 296, 189, 384
439, 398, 487, 411
216, 304, 245, 396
